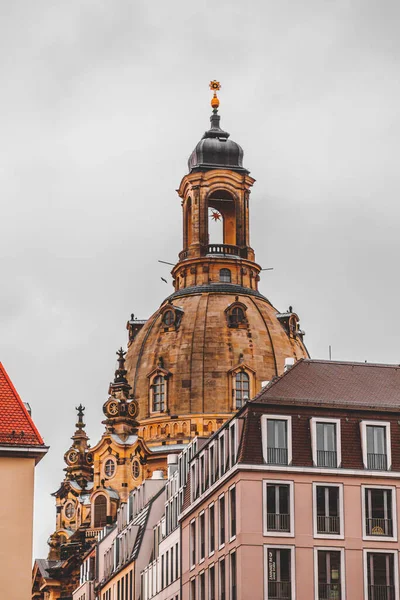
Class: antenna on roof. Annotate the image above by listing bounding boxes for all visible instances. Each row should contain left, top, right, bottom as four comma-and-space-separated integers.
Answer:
329, 345, 332, 361
158, 260, 175, 266
261, 267, 274, 271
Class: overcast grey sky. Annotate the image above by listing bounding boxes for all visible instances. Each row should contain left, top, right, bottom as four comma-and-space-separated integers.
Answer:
1, 0, 400, 559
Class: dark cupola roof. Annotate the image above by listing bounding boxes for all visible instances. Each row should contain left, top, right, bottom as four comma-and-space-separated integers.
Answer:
188, 113, 248, 174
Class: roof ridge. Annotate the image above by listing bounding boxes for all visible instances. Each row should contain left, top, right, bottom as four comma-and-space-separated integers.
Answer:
251, 358, 305, 401
302, 358, 400, 369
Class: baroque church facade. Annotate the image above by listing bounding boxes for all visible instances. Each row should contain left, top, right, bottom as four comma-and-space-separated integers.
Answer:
32, 82, 308, 599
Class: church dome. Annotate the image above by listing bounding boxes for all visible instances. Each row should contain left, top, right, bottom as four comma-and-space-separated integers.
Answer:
188, 113, 248, 174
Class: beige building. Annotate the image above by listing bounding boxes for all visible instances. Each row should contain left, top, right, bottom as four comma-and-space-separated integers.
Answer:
0, 362, 48, 600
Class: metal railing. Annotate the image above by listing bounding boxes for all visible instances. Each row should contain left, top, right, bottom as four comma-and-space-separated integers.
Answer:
268, 581, 292, 599
368, 585, 395, 600
267, 447, 288, 465
366, 518, 393, 537
317, 515, 340, 535
267, 513, 290, 532
367, 453, 388, 470
318, 583, 341, 599
317, 450, 337, 468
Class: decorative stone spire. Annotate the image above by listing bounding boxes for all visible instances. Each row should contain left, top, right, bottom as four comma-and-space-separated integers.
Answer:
63, 405, 93, 490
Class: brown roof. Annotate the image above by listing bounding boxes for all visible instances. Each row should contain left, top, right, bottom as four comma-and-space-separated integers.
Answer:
255, 359, 400, 410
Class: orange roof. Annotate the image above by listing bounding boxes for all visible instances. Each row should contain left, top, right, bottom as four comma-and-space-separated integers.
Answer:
0, 362, 45, 446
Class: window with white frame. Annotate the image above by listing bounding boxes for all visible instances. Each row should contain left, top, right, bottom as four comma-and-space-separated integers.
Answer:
219, 433, 226, 477
229, 422, 237, 468
362, 485, 397, 541
199, 570, 205, 600
190, 519, 196, 568
361, 421, 391, 471
264, 545, 295, 600
219, 494, 226, 547
230, 551, 237, 600
209, 563, 215, 600
190, 577, 196, 600
313, 483, 343, 539
314, 548, 344, 600
219, 557, 226, 600
209, 443, 216, 486
229, 486, 236, 539
263, 480, 294, 536
311, 418, 341, 468
199, 511, 205, 561
209, 503, 215, 555
363, 550, 399, 600
261, 415, 292, 466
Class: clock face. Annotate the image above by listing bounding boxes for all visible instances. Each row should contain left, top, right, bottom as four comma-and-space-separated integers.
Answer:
128, 401, 138, 418
67, 450, 78, 464
107, 400, 119, 416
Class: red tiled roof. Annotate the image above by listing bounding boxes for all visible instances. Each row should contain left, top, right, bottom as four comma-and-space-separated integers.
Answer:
0, 362, 44, 446
255, 359, 400, 409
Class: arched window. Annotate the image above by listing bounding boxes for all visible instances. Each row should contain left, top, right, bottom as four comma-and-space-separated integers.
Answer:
229, 306, 245, 326
234, 371, 250, 409
152, 375, 165, 412
94, 495, 107, 528
163, 310, 175, 326
220, 268, 231, 283
132, 459, 140, 479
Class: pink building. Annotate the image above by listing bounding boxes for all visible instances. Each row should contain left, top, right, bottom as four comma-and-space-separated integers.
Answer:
180, 359, 400, 600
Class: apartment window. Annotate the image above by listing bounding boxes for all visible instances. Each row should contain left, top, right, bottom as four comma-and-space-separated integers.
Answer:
209, 564, 215, 600
219, 558, 226, 600
364, 551, 398, 600
209, 503, 215, 554
219, 434, 226, 477
231, 552, 237, 600
314, 484, 343, 538
229, 486, 237, 539
316, 549, 343, 600
361, 421, 391, 471
190, 577, 196, 600
199, 571, 205, 600
264, 481, 294, 536
190, 520, 196, 568
210, 444, 216, 485
363, 486, 396, 540
161, 554, 165, 588
219, 495, 226, 547
264, 546, 294, 600
311, 418, 341, 468
229, 423, 237, 467
175, 542, 179, 580
191, 463, 198, 501
199, 512, 205, 561
262, 415, 292, 466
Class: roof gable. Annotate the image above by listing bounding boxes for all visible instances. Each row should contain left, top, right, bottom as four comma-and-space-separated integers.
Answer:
0, 362, 44, 446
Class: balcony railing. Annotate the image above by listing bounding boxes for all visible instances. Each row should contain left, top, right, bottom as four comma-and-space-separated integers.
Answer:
367, 453, 388, 470
267, 513, 290, 532
317, 515, 340, 535
317, 450, 337, 468
267, 447, 288, 465
207, 243, 240, 256
366, 518, 393, 537
318, 583, 341, 599
268, 581, 292, 599
368, 585, 395, 600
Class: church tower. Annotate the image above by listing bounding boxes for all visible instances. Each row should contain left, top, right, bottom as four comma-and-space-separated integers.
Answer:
125, 82, 309, 447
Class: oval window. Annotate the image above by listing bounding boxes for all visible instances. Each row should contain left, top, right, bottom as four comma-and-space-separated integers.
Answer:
163, 310, 175, 326
229, 307, 245, 326
64, 502, 75, 520
132, 459, 140, 479
104, 458, 116, 478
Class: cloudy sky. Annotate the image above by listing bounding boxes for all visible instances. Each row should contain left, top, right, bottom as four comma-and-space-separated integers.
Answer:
1, 0, 400, 559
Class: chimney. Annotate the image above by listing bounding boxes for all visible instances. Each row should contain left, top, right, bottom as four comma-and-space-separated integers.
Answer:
284, 357, 295, 372
167, 454, 179, 478
151, 470, 164, 480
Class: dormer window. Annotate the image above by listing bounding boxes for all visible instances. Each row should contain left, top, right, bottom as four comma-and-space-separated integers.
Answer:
225, 300, 247, 329
220, 269, 231, 283
152, 375, 165, 412
163, 310, 175, 326
160, 304, 183, 332
234, 371, 249, 409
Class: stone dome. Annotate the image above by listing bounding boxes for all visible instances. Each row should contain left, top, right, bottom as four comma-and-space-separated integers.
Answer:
125, 285, 308, 445
188, 113, 247, 174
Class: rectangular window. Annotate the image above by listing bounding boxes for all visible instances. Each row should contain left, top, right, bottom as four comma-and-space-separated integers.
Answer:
191, 464, 198, 501
265, 547, 293, 600
264, 480, 294, 537
219, 495, 226, 547
219, 434, 226, 477
199, 512, 205, 561
166, 550, 169, 586
209, 504, 215, 555
210, 444, 215, 485
363, 486, 396, 540
361, 421, 391, 471
364, 551, 398, 600
316, 549, 343, 600
261, 415, 292, 466
230, 423, 237, 467
190, 577, 196, 600
200, 454, 205, 494
190, 520, 196, 568
219, 558, 226, 600
231, 552, 237, 600
161, 554, 165, 588
314, 484, 343, 538
171, 546, 174, 581
209, 564, 215, 600
199, 571, 205, 600
229, 486, 237, 539
311, 417, 341, 468
176, 542, 179, 580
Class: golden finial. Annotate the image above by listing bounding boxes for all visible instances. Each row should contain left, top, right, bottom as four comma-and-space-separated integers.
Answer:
209, 80, 221, 111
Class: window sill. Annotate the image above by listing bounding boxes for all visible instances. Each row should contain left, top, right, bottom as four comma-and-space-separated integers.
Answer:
229, 535, 236, 543
263, 530, 294, 538
199, 557, 205, 564
218, 543, 225, 551
209, 550, 215, 558
313, 532, 344, 540
190, 564, 195, 571
363, 535, 397, 542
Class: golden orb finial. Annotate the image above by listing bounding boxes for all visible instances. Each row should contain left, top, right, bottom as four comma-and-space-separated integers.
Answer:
209, 80, 221, 111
